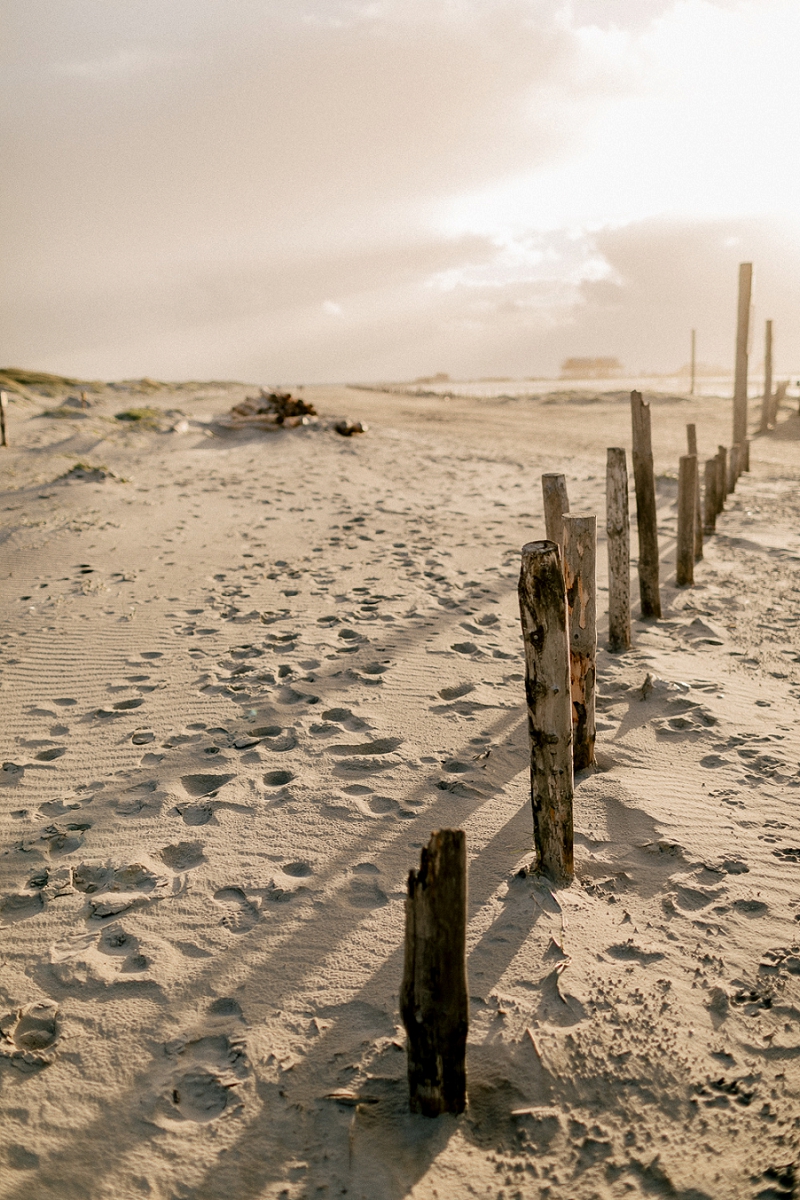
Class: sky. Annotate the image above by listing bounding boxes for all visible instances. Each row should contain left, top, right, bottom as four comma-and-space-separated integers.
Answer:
3, 0, 800, 382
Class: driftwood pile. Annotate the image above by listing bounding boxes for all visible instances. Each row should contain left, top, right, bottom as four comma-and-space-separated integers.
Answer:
225, 389, 317, 430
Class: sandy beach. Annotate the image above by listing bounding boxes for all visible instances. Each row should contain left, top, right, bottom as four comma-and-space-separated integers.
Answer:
1, 377, 799, 1199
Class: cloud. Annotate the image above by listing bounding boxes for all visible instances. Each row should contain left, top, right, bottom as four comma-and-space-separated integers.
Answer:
3, 1, 800, 380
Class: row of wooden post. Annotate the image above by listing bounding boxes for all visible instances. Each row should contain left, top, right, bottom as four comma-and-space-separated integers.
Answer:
401, 263, 779, 1120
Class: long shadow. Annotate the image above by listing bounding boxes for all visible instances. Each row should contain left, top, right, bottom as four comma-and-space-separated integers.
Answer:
5, 707, 531, 1200
172, 797, 540, 1200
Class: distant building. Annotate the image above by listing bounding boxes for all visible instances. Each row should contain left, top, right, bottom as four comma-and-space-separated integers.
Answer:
560, 357, 623, 379
413, 372, 450, 384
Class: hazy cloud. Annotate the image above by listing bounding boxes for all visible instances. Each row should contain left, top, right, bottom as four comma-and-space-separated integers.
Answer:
2, 0, 799, 380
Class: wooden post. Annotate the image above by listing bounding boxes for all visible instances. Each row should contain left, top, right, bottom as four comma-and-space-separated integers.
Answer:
703, 459, 718, 535
606, 448, 631, 653
0, 391, 7, 448
760, 320, 773, 432
690, 328, 696, 396
518, 541, 573, 883
686, 424, 703, 560
541, 473, 569, 551
630, 391, 661, 618
742, 439, 750, 473
563, 514, 596, 771
400, 829, 468, 1117
676, 455, 696, 586
727, 444, 740, 494
733, 262, 752, 448
716, 446, 727, 513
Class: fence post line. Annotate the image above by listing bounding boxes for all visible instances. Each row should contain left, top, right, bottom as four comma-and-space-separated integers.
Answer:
676, 455, 696, 586
400, 829, 468, 1117
563, 514, 597, 771
541, 473, 570, 552
703, 459, 718, 535
630, 390, 661, 618
518, 540, 574, 883
606, 447, 631, 653
760, 319, 773, 433
733, 262, 753, 449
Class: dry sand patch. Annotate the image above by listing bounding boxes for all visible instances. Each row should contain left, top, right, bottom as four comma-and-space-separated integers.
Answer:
0, 380, 799, 1198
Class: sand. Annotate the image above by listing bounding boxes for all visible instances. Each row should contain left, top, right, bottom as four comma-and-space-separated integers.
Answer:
0, 378, 799, 1199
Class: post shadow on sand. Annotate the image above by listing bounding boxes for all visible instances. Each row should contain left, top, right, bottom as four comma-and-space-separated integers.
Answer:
183, 775, 683, 1199
9, 706, 533, 1200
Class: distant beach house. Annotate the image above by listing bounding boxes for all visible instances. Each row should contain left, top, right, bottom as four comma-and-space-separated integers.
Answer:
560, 357, 623, 379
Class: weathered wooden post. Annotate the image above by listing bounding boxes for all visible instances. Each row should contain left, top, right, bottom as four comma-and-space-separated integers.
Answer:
716, 446, 727, 514
541, 473, 569, 551
518, 541, 573, 882
686, 424, 703, 560
0, 391, 7, 448
676, 455, 696, 586
760, 319, 773, 433
703, 459, 718, 535
630, 391, 661, 618
400, 829, 468, 1117
690, 329, 696, 396
727, 444, 740, 494
606, 448, 631, 653
742, 439, 750, 473
563, 515, 596, 770
733, 262, 753, 449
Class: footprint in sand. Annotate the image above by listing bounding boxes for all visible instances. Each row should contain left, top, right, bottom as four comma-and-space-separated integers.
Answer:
96, 923, 150, 974
73, 860, 167, 917
0, 890, 45, 923
732, 898, 768, 917
264, 769, 294, 787
329, 737, 403, 757
180, 773, 236, 798
253, 727, 297, 752
167, 1031, 250, 1123
158, 842, 205, 871
346, 875, 388, 909
1, 1000, 59, 1069
322, 707, 370, 731
179, 804, 215, 827
213, 887, 259, 933
35, 747, 66, 762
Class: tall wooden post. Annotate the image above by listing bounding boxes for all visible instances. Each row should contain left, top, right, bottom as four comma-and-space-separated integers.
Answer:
760, 319, 773, 433
630, 391, 661, 619
733, 262, 753, 448
0, 391, 7, 448
703, 459, 718, 535
541, 473, 569, 551
690, 329, 696, 396
606, 448, 631, 653
400, 829, 468, 1116
676, 455, 696, 586
716, 446, 727, 514
518, 541, 574, 883
563, 515, 596, 771
686, 424, 703, 560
